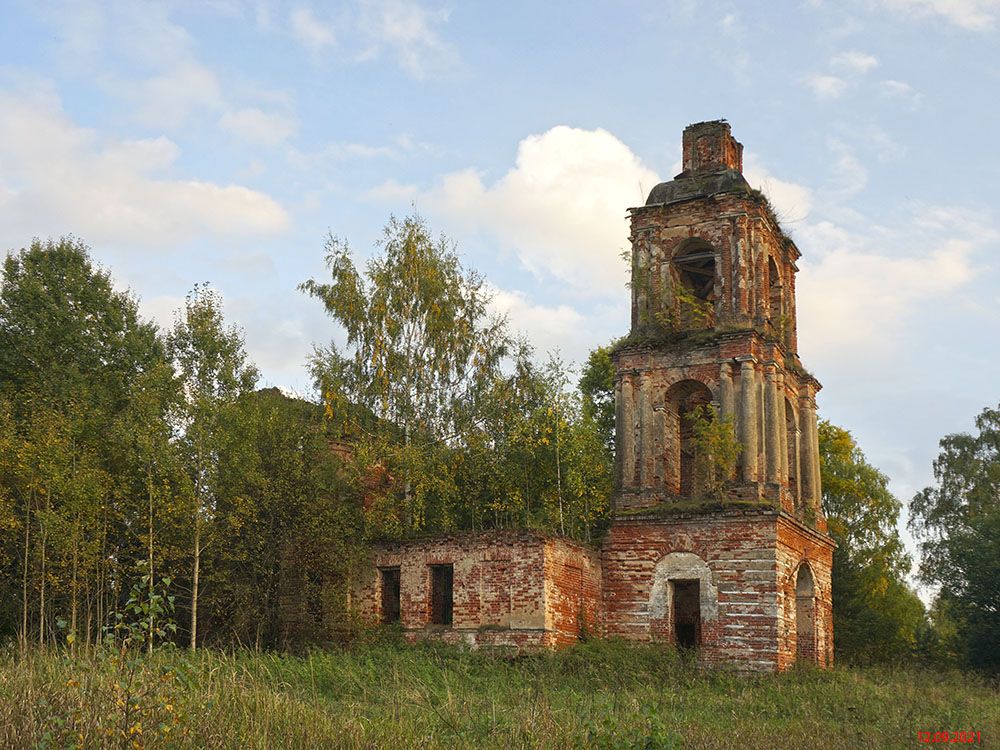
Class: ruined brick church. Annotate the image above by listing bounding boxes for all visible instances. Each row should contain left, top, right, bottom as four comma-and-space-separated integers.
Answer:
354, 121, 834, 671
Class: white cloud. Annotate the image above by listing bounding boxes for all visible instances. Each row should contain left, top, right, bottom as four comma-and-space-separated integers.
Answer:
290, 6, 337, 54
827, 139, 869, 197
830, 50, 879, 74
879, 79, 924, 108
871, 0, 1000, 30
362, 178, 420, 203
357, 0, 458, 78
219, 107, 298, 145
425, 126, 660, 298
796, 211, 985, 356
487, 285, 590, 357
719, 12, 742, 35
744, 155, 814, 223
137, 294, 187, 333
0, 88, 288, 250
129, 61, 224, 127
804, 73, 848, 99
40, 2, 230, 128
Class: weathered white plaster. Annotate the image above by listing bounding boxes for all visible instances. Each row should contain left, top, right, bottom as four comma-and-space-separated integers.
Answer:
648, 552, 719, 621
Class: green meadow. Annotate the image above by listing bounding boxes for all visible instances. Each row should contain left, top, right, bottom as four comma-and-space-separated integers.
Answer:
0, 640, 995, 749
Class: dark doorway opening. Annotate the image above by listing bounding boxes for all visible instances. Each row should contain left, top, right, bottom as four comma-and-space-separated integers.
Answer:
672, 579, 701, 648
380, 567, 401, 624
430, 564, 454, 626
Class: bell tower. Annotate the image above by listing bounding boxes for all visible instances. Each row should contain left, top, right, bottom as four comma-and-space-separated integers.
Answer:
615, 120, 823, 527
602, 120, 835, 670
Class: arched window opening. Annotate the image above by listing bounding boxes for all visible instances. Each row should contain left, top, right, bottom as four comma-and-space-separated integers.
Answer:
785, 397, 799, 506
795, 563, 816, 664
672, 241, 717, 329
665, 380, 714, 497
767, 256, 783, 330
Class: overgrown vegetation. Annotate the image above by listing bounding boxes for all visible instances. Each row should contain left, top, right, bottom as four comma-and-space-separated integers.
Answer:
1, 219, 996, 676
685, 405, 740, 500
819, 421, 928, 665
0, 226, 614, 651
0, 641, 995, 750
300, 215, 611, 541
910, 404, 1000, 672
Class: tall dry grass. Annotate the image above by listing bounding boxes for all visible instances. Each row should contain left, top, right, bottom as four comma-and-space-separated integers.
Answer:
0, 640, 996, 749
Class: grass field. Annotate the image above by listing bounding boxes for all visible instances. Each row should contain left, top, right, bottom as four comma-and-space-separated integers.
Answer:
0, 640, 995, 749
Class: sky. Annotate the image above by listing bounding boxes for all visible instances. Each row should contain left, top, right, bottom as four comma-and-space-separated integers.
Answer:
1, 0, 999, 584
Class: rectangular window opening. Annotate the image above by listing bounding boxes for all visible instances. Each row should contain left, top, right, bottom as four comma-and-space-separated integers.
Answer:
672, 579, 701, 649
380, 567, 401, 624
430, 564, 454, 626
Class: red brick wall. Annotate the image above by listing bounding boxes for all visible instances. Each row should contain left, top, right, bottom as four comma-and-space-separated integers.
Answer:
602, 510, 831, 671
544, 538, 603, 645
352, 516, 832, 671
353, 530, 601, 649
775, 516, 835, 670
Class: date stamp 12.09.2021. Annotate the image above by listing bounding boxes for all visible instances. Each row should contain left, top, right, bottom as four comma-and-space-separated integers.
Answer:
917, 731, 983, 744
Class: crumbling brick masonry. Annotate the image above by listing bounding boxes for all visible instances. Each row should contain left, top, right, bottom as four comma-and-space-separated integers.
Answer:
353, 121, 834, 671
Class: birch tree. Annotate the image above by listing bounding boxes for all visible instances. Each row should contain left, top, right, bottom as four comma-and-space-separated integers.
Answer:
167, 284, 258, 649
301, 214, 510, 535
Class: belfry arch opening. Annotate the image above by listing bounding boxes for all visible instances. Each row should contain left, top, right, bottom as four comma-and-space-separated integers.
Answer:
795, 563, 816, 663
672, 240, 717, 328
767, 256, 783, 326
665, 380, 714, 497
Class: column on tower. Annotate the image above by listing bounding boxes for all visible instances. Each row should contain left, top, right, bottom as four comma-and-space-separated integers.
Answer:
621, 372, 636, 488
614, 375, 623, 490
637, 371, 651, 489
738, 359, 759, 482
652, 390, 665, 491
809, 396, 822, 511
792, 418, 802, 503
757, 366, 766, 477
777, 371, 789, 486
764, 363, 781, 485
799, 390, 820, 514
635, 243, 649, 326
719, 362, 735, 421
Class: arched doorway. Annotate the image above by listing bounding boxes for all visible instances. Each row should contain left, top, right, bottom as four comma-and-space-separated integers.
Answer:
648, 551, 719, 649
795, 563, 816, 663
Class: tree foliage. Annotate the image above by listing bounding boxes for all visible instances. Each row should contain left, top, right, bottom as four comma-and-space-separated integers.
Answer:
818, 420, 926, 663
686, 405, 740, 499
166, 284, 259, 649
302, 215, 612, 541
0, 238, 174, 648
578, 345, 615, 455
0, 240, 362, 651
910, 405, 1000, 671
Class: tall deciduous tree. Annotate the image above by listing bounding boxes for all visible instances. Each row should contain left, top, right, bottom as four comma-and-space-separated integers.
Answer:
578, 344, 616, 456
819, 420, 925, 663
0, 238, 168, 647
167, 284, 259, 649
301, 214, 510, 535
206, 388, 364, 648
910, 404, 1000, 671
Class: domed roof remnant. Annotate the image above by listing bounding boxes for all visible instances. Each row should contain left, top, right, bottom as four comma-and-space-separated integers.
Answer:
645, 169, 751, 206
644, 119, 752, 206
